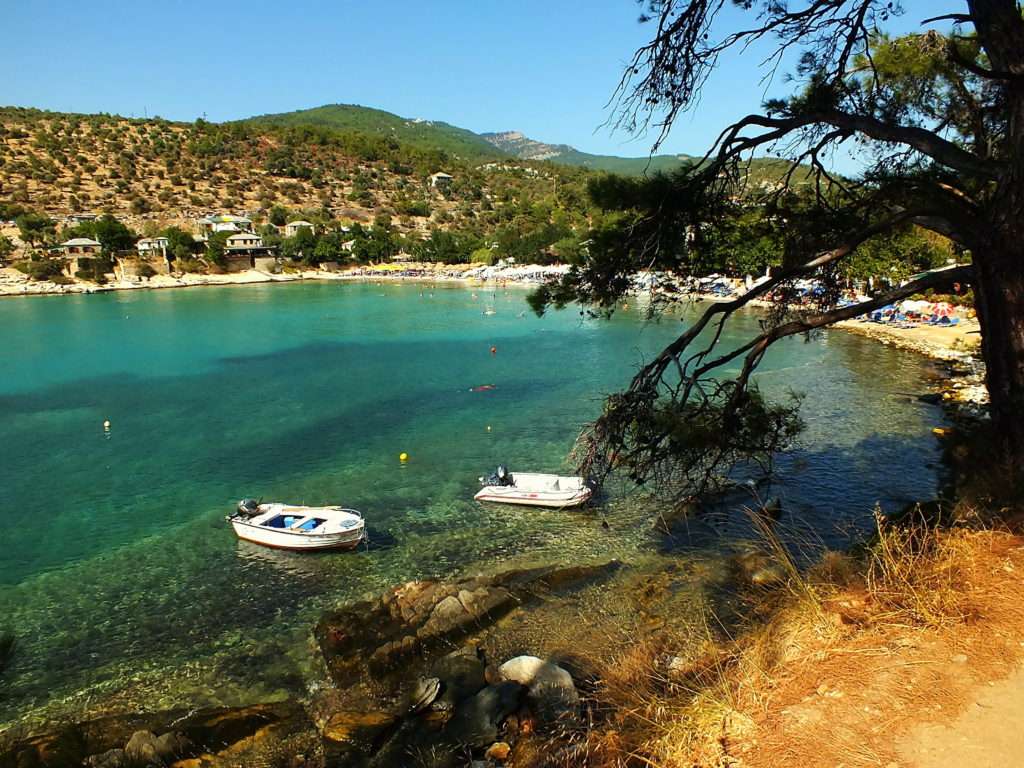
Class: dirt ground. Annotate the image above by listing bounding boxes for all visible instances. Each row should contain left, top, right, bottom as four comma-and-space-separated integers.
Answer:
732, 531, 1024, 768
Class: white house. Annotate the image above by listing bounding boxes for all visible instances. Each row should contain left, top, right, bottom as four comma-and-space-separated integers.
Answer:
56, 237, 102, 257
196, 213, 253, 236
136, 237, 169, 256
52, 238, 102, 278
284, 220, 315, 237
429, 172, 453, 189
225, 232, 265, 251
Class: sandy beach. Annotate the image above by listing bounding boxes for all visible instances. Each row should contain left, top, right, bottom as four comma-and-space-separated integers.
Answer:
836, 315, 981, 361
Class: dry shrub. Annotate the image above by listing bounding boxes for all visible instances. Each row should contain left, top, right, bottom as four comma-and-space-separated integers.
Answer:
866, 505, 982, 627
576, 496, 1024, 768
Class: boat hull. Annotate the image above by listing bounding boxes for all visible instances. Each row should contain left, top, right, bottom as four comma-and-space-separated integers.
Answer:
229, 519, 365, 551
474, 486, 592, 508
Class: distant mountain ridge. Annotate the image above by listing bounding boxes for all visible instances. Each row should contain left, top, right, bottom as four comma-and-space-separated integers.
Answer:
480, 130, 698, 174
243, 105, 704, 175
243, 105, 801, 181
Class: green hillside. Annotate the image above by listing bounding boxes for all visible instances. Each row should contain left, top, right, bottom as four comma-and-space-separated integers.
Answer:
243, 104, 506, 161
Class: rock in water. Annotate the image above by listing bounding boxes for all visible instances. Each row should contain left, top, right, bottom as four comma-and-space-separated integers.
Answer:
446, 682, 524, 749
84, 749, 128, 768
315, 561, 620, 687
497, 656, 580, 728
408, 677, 442, 714
322, 710, 399, 757
123, 730, 192, 765
430, 646, 488, 711
485, 741, 512, 762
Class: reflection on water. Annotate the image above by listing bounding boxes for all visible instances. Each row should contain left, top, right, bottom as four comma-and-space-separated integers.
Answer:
0, 284, 944, 728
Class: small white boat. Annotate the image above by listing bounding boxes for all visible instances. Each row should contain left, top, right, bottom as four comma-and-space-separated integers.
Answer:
228, 499, 365, 551
474, 466, 592, 508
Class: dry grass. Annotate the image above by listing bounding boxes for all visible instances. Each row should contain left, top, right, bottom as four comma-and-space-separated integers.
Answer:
572, 504, 1024, 768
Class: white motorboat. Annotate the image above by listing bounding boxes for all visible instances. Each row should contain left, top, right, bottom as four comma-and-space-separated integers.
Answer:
228, 499, 365, 551
474, 465, 592, 508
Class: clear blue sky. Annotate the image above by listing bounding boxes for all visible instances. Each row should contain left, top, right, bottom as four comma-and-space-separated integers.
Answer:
2, 0, 940, 159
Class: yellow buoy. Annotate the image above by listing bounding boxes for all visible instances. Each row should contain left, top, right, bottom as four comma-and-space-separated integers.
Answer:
486, 425, 492, 432
103, 420, 111, 430
399, 452, 409, 462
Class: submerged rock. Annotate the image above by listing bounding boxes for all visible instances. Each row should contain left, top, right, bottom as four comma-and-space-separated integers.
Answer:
430, 646, 488, 712
445, 681, 525, 749
485, 740, 512, 762
322, 709, 400, 762
123, 729, 192, 765
1, 701, 311, 768
315, 561, 621, 688
84, 749, 128, 768
734, 550, 788, 588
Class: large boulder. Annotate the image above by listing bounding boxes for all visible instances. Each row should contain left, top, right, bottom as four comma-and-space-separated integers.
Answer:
497, 656, 580, 728
429, 646, 488, 712
123, 730, 192, 766
445, 682, 524, 749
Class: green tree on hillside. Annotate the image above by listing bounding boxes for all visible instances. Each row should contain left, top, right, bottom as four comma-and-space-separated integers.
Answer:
64, 215, 135, 254
0, 234, 14, 262
205, 231, 230, 266
15, 212, 54, 247
162, 226, 198, 261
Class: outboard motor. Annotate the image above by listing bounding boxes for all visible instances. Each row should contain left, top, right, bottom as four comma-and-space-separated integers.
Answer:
237, 498, 260, 517
479, 464, 514, 487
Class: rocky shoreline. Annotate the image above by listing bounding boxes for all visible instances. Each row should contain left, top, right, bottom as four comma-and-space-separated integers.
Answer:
2, 563, 627, 767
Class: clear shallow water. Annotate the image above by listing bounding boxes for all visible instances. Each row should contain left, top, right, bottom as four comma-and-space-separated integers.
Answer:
0, 282, 944, 727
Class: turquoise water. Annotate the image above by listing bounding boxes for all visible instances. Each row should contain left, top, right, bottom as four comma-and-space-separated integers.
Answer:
0, 282, 943, 728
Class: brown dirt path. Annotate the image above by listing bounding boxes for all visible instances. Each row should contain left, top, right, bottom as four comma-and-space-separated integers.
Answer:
897, 665, 1024, 767
732, 532, 1024, 768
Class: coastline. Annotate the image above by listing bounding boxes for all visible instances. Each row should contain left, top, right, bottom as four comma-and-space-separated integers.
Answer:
0, 262, 557, 298
3, 264, 986, 394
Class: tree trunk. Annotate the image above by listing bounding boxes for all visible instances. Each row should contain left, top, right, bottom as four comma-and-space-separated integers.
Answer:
973, 225, 1024, 484
970, 0, 1024, 485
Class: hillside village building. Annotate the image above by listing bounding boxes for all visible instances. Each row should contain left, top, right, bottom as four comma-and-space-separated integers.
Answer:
284, 220, 315, 237
224, 232, 277, 272
195, 214, 253, 237
55, 237, 102, 257
429, 172, 453, 189
136, 237, 169, 257
51, 237, 102, 278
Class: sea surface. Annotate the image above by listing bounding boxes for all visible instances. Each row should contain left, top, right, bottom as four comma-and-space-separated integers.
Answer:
0, 281, 945, 728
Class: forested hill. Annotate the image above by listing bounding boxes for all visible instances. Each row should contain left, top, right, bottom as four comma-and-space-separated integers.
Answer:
246, 104, 801, 183
0, 105, 603, 265
242, 104, 506, 162
0, 103, 818, 269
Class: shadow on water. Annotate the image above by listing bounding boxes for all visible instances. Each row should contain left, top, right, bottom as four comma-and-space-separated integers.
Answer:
659, 431, 947, 558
